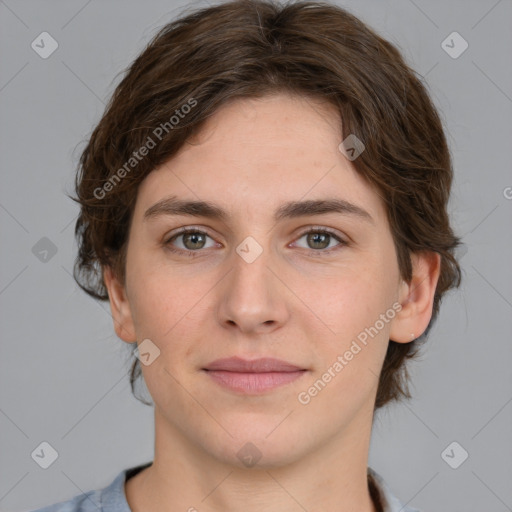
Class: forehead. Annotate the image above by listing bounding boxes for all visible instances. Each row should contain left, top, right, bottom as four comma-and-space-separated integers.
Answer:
133, 93, 387, 225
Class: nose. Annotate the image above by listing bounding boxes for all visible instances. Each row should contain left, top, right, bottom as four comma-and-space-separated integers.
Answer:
216, 241, 290, 336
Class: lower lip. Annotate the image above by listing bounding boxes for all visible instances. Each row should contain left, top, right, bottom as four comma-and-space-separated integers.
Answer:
204, 370, 306, 394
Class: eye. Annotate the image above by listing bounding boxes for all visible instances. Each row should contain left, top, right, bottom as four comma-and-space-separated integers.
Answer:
292, 227, 347, 255
163, 226, 347, 258
164, 228, 218, 256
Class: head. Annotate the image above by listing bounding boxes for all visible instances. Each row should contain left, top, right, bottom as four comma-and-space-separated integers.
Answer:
72, 0, 460, 464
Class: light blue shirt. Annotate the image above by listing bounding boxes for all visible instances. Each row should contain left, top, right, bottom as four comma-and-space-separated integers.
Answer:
30, 463, 420, 512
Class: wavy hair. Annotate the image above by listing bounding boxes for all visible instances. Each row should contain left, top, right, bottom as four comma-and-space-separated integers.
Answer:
71, 0, 461, 409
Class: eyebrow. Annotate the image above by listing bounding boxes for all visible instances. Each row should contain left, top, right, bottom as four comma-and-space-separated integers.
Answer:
143, 195, 374, 224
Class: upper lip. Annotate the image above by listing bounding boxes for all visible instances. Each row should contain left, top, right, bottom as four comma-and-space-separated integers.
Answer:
203, 357, 304, 372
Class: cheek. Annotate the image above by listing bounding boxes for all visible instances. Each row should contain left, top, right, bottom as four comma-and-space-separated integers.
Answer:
296, 255, 399, 395
126, 243, 199, 327
298, 274, 395, 418
295, 260, 397, 339
127, 268, 215, 370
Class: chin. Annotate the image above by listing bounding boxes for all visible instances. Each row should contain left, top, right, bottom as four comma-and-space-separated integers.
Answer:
201, 426, 311, 470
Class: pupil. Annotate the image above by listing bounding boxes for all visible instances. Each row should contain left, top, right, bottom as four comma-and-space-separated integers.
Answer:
186, 233, 204, 249
309, 233, 329, 249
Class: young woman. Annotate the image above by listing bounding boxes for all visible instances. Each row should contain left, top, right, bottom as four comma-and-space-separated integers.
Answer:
33, 1, 461, 510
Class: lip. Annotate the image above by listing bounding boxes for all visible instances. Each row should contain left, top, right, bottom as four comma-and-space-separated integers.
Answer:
204, 357, 304, 372
202, 357, 307, 394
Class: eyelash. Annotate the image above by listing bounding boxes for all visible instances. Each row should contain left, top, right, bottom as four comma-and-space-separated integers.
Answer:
163, 226, 347, 258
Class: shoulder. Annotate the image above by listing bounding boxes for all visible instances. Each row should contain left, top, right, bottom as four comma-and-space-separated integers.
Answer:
28, 488, 102, 512
28, 462, 152, 512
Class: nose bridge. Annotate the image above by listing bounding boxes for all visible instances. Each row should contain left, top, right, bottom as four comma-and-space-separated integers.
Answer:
217, 234, 287, 333
230, 234, 274, 304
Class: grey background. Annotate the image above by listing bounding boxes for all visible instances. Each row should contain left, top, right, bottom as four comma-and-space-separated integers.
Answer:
1, 0, 511, 511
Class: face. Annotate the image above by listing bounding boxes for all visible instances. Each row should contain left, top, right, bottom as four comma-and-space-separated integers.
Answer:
105, 93, 438, 469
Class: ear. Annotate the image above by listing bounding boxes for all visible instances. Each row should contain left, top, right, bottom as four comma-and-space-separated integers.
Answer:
389, 251, 441, 343
103, 265, 137, 343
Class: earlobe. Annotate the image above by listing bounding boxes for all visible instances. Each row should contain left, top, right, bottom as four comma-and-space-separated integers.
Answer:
390, 251, 441, 343
103, 265, 137, 343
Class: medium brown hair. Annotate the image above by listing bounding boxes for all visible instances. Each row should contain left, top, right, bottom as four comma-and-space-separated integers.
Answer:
72, 0, 461, 409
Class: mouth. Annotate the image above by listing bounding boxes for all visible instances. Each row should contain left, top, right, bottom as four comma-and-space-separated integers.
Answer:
202, 357, 308, 394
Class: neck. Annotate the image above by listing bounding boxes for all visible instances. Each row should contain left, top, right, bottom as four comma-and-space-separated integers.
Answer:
126, 405, 378, 512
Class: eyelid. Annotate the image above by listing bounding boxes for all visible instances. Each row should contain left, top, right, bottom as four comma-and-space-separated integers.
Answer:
294, 225, 347, 242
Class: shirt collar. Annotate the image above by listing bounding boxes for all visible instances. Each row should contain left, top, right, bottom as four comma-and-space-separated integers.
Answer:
368, 467, 420, 512
100, 463, 419, 512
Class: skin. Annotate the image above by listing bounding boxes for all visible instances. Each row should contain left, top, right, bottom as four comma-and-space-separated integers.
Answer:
104, 93, 440, 512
